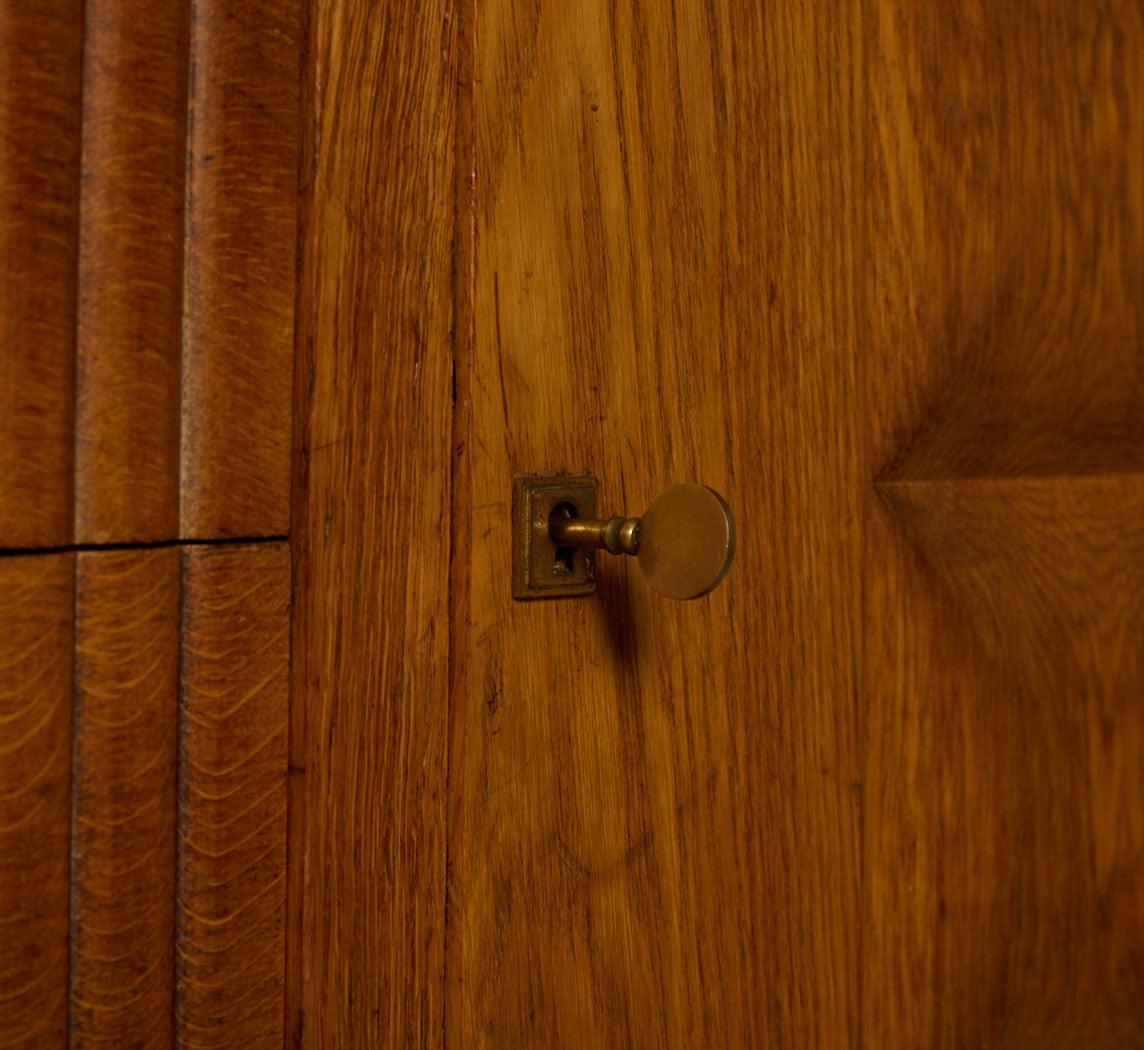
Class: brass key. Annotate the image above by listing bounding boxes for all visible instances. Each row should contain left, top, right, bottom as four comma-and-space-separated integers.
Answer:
548, 483, 736, 600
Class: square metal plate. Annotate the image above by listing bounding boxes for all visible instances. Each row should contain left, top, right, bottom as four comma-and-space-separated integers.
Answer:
511, 475, 598, 599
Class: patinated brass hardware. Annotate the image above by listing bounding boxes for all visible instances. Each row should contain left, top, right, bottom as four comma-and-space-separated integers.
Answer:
548, 514, 641, 555
511, 476, 735, 600
511, 475, 599, 599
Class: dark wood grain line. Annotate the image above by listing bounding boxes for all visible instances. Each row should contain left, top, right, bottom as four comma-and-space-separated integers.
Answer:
0, 554, 74, 1048
71, 548, 180, 1048
177, 543, 289, 1050
298, 0, 456, 1045
0, 0, 82, 548
73, 0, 190, 544
179, 0, 301, 540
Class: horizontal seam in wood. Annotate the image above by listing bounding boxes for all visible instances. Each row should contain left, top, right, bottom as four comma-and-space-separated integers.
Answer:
0, 536, 289, 559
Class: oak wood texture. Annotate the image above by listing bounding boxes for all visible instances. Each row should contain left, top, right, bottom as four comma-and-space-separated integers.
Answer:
73, 0, 189, 544
179, 0, 300, 540
3, 0, 297, 547
0, 555, 74, 1048
71, 547, 180, 1047
0, 0, 1134, 1046
447, 1, 862, 1046
866, 1, 1144, 1045
0, 0, 81, 548
177, 542, 290, 1049
293, 0, 456, 1043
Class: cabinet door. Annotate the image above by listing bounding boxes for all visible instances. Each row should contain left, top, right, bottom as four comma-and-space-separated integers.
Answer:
299, 0, 1144, 1047
0, 0, 299, 1045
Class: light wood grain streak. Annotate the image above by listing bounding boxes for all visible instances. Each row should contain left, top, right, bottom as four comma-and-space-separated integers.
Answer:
71, 548, 180, 1048
444, 0, 476, 1046
177, 544, 289, 1049
0, 555, 74, 1049
297, 0, 457, 1045
179, 0, 300, 539
73, 0, 189, 544
0, 0, 81, 548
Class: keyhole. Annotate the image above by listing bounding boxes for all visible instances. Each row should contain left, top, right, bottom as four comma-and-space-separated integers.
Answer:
550, 502, 578, 576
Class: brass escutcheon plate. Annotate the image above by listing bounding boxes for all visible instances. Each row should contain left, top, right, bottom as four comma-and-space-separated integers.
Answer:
511, 475, 598, 599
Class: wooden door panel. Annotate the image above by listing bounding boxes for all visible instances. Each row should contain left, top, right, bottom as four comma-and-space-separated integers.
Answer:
0, 0, 301, 1043
5, 0, 1138, 1046
72, 548, 181, 1046
0, 0, 298, 547
449, 0, 863, 1046
179, 0, 301, 540
294, 0, 1143, 1043
0, 555, 74, 1048
73, 0, 188, 544
866, 1, 1144, 1044
0, 0, 81, 549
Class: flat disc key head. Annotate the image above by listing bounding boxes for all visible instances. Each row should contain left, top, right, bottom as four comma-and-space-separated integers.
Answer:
636, 484, 736, 600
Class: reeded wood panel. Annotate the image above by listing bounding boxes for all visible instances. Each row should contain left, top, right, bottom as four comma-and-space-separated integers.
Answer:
865, 1, 1144, 1045
178, 543, 289, 1049
0, 0, 81, 548
294, 0, 456, 1044
449, 1, 862, 1047
0, 555, 73, 1048
73, 0, 189, 543
180, 0, 300, 539
71, 548, 180, 1047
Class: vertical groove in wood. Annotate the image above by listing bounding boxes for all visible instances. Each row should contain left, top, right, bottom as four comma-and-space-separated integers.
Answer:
298, 0, 456, 1044
177, 543, 289, 1049
73, 0, 190, 544
0, 0, 82, 548
71, 548, 180, 1048
444, 0, 476, 1046
283, 0, 318, 1037
0, 555, 74, 1048
179, 0, 301, 540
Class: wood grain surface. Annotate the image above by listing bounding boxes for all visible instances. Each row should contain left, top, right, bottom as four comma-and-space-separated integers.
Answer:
865, 1, 1144, 1045
448, 1, 863, 1046
0, 555, 74, 1048
71, 548, 180, 1047
2, 0, 1138, 1046
0, 0, 81, 548
179, 0, 300, 540
177, 543, 290, 1049
73, 0, 189, 543
294, 0, 456, 1044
